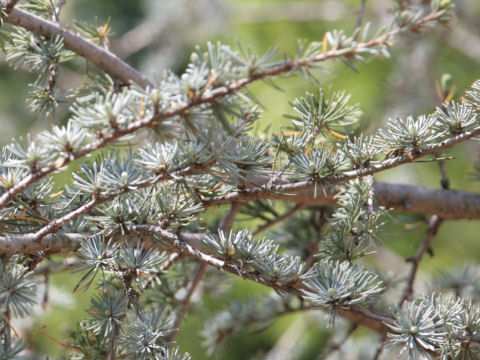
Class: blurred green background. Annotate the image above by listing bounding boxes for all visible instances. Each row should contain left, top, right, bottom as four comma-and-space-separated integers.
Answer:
2, 0, 480, 358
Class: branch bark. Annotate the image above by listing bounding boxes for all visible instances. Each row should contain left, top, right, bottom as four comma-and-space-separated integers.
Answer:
1, 180, 480, 256
2, 5, 151, 88
9, 224, 480, 344
3, 0, 20, 13
137, 225, 392, 334
205, 179, 480, 221
6, 223, 480, 339
0, 225, 403, 332
0, 232, 83, 255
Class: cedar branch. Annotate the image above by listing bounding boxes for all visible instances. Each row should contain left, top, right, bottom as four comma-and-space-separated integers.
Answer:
2, 5, 151, 88
0, 6, 450, 211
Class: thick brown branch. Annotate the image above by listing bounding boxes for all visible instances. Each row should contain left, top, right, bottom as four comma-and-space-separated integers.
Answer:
0, 232, 83, 255
32, 257, 79, 276
204, 125, 480, 218
0, 180, 480, 256
2, 6, 151, 88
219, 203, 244, 231
373, 182, 478, 220
206, 180, 480, 221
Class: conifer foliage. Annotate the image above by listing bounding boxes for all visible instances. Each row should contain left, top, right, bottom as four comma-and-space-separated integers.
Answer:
0, 0, 479, 359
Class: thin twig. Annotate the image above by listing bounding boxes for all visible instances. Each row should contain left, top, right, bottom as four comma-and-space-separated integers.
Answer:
165, 262, 207, 343
3, 0, 19, 13
142, 253, 184, 292
41, 273, 49, 309
324, 324, 358, 358
305, 208, 327, 268
252, 203, 305, 235
399, 214, 443, 304
354, 0, 367, 33
54, 0, 66, 19
438, 158, 450, 190
134, 225, 394, 334
265, 315, 308, 360
1, 307, 10, 353
166, 203, 243, 342
436, 88, 452, 191
119, 270, 141, 314
0, 7, 450, 211
373, 335, 386, 360
219, 203, 244, 231
165, 227, 371, 334
160, 252, 183, 272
